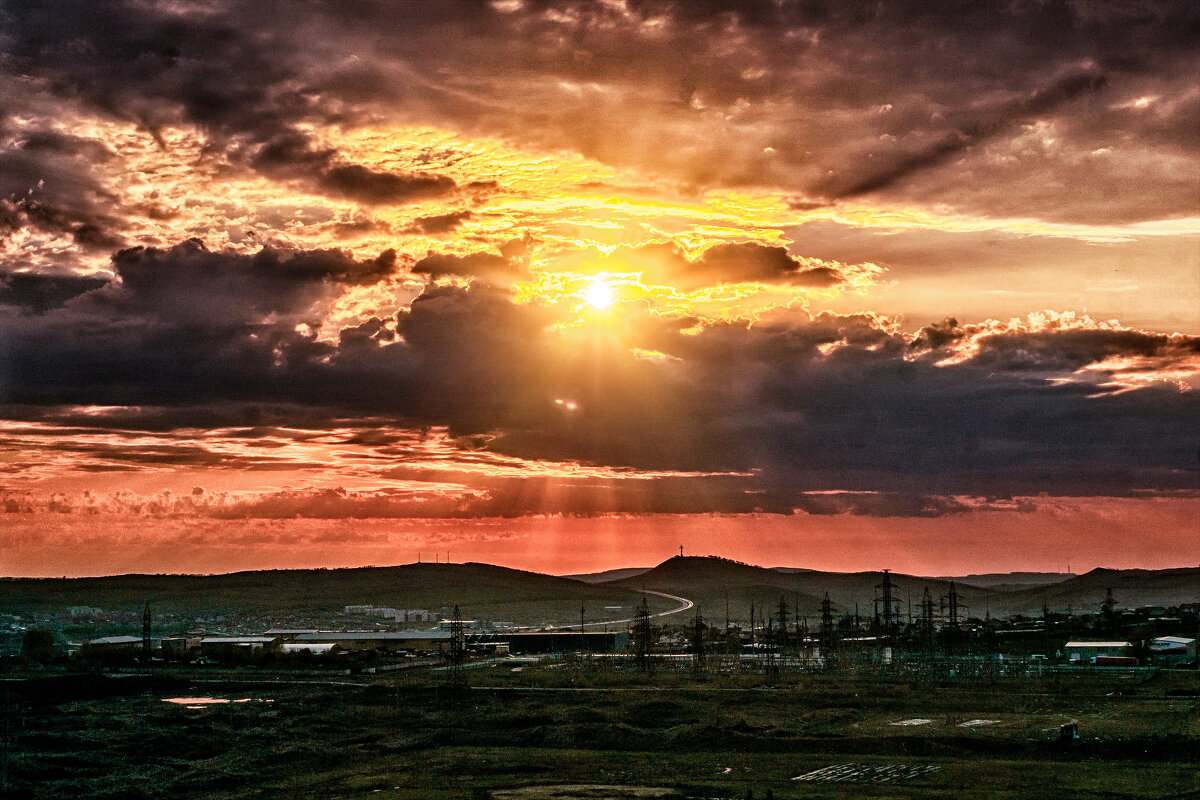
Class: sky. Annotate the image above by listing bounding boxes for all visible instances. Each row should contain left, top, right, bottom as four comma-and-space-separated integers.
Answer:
0, 0, 1197, 577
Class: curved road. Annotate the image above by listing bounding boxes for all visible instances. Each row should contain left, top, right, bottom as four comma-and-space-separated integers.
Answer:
512, 589, 694, 631
582, 589, 694, 629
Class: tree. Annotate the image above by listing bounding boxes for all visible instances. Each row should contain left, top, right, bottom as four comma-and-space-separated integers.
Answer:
20, 630, 55, 663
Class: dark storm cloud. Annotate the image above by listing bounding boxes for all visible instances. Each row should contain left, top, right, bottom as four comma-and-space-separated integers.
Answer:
0, 271, 109, 313
0, 1, 462, 210
411, 251, 527, 284
813, 69, 1109, 199
617, 242, 847, 290
693, 243, 843, 288
404, 210, 473, 235
248, 132, 458, 206
0, 238, 1195, 506
0, 130, 126, 256
5, 0, 1196, 223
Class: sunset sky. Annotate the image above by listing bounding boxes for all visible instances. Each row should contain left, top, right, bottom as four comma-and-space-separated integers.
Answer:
1, 0, 1197, 577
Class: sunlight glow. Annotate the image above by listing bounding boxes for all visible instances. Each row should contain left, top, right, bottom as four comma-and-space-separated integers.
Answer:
584, 280, 616, 309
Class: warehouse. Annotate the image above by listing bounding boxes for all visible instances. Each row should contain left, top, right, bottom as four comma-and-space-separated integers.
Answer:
467, 631, 628, 654
1149, 636, 1196, 667
1063, 641, 1132, 664
292, 630, 452, 653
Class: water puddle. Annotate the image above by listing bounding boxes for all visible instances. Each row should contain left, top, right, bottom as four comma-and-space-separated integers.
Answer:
162, 696, 274, 710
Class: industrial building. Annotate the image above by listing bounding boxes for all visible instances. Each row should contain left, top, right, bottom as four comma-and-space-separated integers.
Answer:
467, 631, 628, 654
1063, 641, 1132, 664
292, 630, 452, 653
1149, 636, 1196, 667
198, 636, 280, 660
79, 635, 142, 659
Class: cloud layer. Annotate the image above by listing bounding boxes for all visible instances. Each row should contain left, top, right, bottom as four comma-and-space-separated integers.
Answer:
0, 0, 1196, 548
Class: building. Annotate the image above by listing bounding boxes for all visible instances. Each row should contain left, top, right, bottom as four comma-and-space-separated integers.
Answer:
1149, 636, 1196, 667
80, 635, 142, 660
198, 636, 280, 661
466, 631, 629, 654
293, 630, 452, 653
1063, 641, 1132, 663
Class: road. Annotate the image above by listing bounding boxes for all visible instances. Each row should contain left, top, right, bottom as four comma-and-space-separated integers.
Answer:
580, 589, 694, 629
508, 589, 695, 632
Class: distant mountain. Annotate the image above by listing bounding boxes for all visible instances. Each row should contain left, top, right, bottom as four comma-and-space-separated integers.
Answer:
997, 567, 1200, 615
610, 557, 1200, 622
564, 567, 652, 584
3, 560, 1194, 631
938, 572, 1073, 589
0, 562, 675, 627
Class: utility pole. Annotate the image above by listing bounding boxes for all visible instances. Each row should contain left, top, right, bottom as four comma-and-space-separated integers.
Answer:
820, 592, 836, 654
142, 601, 152, 665
1101, 587, 1117, 634
875, 570, 897, 640
764, 615, 778, 677
632, 596, 651, 674
776, 596, 789, 655
944, 582, 963, 628
448, 604, 465, 690
690, 609, 706, 673
580, 602, 586, 634
920, 587, 935, 650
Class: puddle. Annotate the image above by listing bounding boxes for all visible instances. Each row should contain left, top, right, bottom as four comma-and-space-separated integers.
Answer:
162, 697, 274, 710
957, 719, 999, 727
888, 718, 933, 726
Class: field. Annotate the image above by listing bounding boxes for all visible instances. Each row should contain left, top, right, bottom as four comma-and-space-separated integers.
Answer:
4, 665, 1197, 799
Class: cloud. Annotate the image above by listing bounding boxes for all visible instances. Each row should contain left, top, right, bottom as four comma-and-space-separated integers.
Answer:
0, 270, 109, 313
411, 250, 527, 284
577, 241, 853, 290
248, 132, 458, 205
4, 0, 1196, 227
1, 244, 1195, 501
692, 242, 845, 288
404, 210, 473, 235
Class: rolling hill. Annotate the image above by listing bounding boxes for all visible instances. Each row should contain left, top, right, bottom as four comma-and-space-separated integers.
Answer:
0, 562, 676, 627
610, 556, 1200, 623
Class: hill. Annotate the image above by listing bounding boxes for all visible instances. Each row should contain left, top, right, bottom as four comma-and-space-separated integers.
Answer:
611, 557, 1200, 623
938, 572, 1073, 589
994, 567, 1200, 615
563, 567, 652, 584
0, 562, 675, 628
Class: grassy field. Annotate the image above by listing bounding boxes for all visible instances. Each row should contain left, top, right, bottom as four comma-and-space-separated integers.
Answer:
4, 664, 1197, 799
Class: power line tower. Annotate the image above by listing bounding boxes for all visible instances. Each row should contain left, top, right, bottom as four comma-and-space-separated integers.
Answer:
1101, 587, 1118, 635
632, 596, 652, 674
874, 569, 899, 641
776, 596, 790, 656
919, 587, 936, 651
941, 582, 966, 629
819, 592, 837, 655
763, 615, 779, 678
938, 582, 969, 654
689, 610, 706, 673
447, 604, 465, 690
141, 601, 152, 665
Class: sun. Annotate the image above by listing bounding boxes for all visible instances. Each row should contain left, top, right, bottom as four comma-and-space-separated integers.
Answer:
584, 280, 616, 309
